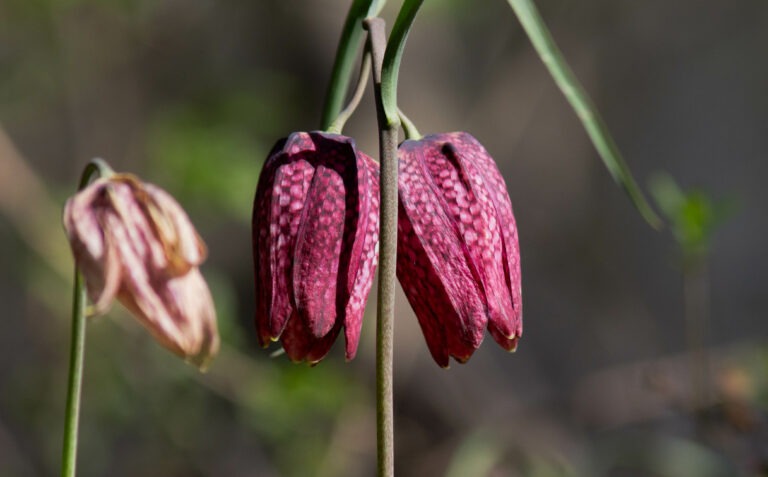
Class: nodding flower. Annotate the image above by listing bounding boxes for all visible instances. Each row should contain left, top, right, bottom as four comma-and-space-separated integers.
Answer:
63, 172, 219, 369
396, 132, 522, 367
252, 132, 380, 364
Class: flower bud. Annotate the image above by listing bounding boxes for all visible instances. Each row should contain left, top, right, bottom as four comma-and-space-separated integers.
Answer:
63, 174, 219, 369
253, 132, 379, 363
397, 132, 522, 367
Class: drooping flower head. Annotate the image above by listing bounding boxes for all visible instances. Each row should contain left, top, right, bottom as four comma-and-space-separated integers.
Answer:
397, 132, 522, 367
63, 173, 219, 369
252, 132, 379, 364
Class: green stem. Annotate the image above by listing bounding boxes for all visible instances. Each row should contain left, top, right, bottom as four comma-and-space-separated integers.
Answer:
380, 0, 425, 128
328, 52, 372, 134
61, 266, 86, 477
364, 17, 398, 477
320, 0, 387, 130
506, 0, 661, 229
398, 108, 422, 140
61, 159, 113, 477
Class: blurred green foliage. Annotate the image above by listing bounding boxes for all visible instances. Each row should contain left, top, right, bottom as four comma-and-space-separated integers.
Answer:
650, 173, 737, 261
148, 100, 264, 219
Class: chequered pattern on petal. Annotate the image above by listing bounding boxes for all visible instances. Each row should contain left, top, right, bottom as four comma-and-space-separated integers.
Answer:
252, 132, 380, 364
64, 180, 119, 311
63, 175, 220, 369
397, 132, 523, 366
397, 202, 478, 367
344, 155, 379, 360
142, 183, 207, 273
397, 141, 487, 366
293, 164, 346, 337
444, 133, 523, 348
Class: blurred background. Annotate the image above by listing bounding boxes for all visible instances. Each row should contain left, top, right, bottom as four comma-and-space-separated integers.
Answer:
1, 0, 767, 475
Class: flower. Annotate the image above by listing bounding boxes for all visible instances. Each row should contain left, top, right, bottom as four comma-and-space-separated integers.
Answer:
63, 173, 219, 369
397, 132, 522, 367
252, 132, 379, 363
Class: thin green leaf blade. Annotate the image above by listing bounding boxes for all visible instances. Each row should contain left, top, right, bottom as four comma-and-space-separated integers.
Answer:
507, 0, 661, 228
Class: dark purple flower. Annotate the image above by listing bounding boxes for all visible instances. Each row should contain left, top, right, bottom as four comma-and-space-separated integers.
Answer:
63, 174, 219, 369
252, 132, 379, 364
397, 132, 522, 367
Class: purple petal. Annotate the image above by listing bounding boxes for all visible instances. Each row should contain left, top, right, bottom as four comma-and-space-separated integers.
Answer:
293, 164, 345, 337
398, 140, 488, 363
396, 132, 524, 365
280, 310, 342, 364
301, 133, 377, 358
445, 132, 523, 342
252, 132, 381, 363
253, 133, 315, 344
422, 133, 519, 340
396, 205, 450, 368
344, 154, 380, 360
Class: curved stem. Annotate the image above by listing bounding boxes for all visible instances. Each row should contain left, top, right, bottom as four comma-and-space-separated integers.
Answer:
506, 0, 661, 228
364, 17, 397, 477
78, 158, 114, 188
61, 159, 113, 477
380, 0, 425, 128
328, 52, 372, 134
398, 108, 422, 140
320, 0, 387, 130
61, 264, 86, 477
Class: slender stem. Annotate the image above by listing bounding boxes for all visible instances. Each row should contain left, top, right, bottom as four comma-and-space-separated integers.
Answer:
61, 267, 86, 477
320, 0, 387, 130
61, 159, 113, 477
79, 158, 115, 188
328, 52, 372, 134
380, 0, 425, 127
364, 17, 398, 477
505, 0, 661, 229
365, 4, 424, 473
398, 108, 422, 140
683, 256, 710, 421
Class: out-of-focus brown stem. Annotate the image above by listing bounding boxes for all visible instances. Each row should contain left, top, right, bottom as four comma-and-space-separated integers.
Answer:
684, 258, 710, 418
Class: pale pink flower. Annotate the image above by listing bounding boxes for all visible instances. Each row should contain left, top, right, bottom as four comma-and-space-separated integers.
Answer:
63, 174, 219, 369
